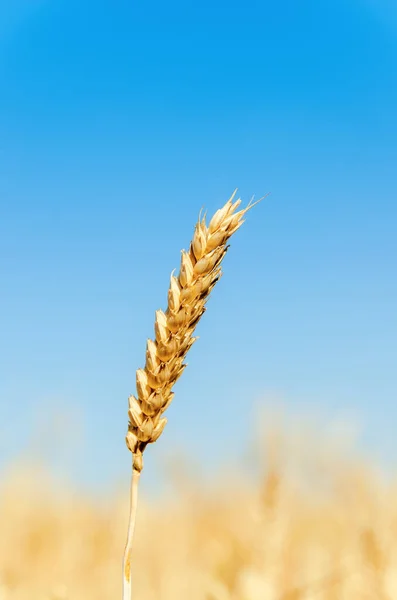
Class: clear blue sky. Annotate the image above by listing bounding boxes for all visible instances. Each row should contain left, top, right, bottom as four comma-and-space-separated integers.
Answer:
1, 1, 396, 490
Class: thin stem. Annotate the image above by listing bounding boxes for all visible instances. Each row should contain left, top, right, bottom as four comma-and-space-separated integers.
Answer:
123, 466, 141, 600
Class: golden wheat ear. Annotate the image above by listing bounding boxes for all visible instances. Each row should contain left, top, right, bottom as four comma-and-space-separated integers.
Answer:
122, 191, 263, 600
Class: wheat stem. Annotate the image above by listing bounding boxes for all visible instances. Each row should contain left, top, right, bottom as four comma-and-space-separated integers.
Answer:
122, 466, 141, 600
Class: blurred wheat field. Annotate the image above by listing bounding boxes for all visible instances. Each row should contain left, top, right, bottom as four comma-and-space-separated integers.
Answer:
1, 421, 397, 600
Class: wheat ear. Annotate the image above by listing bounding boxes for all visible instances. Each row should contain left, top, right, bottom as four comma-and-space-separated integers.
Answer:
122, 191, 261, 600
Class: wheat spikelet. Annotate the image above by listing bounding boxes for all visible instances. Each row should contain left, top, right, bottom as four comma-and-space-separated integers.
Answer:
125, 190, 259, 473
123, 191, 262, 600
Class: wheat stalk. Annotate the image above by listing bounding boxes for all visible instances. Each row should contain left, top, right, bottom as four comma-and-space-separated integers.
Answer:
122, 190, 261, 600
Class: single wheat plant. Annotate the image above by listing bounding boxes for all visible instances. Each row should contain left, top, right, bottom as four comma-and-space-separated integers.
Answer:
123, 191, 261, 599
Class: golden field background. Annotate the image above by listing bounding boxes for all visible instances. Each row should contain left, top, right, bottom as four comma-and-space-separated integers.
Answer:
1, 417, 397, 600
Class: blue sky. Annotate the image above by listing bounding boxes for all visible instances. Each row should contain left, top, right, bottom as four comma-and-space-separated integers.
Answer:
1, 0, 396, 490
